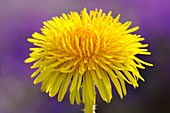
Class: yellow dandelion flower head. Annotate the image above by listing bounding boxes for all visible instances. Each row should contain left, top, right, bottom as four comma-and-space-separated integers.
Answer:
25, 8, 153, 105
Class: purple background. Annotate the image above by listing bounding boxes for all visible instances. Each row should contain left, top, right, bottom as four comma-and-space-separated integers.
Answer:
0, 0, 170, 113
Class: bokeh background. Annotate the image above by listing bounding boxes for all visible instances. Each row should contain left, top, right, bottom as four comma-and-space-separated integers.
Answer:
0, 0, 170, 113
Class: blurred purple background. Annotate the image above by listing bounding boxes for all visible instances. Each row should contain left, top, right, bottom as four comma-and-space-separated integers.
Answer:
0, 0, 170, 113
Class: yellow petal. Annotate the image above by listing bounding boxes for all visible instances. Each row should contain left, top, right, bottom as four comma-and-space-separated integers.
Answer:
58, 73, 72, 102
109, 71, 123, 99
24, 57, 37, 63
49, 72, 65, 97
70, 70, 79, 92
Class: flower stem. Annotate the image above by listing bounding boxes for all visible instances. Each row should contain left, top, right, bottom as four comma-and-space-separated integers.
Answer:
84, 103, 96, 113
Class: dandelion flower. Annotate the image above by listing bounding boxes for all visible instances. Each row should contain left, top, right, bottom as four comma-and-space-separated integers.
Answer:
25, 8, 153, 113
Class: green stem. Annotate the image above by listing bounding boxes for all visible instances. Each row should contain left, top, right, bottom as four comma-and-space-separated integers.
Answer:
84, 103, 96, 113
